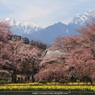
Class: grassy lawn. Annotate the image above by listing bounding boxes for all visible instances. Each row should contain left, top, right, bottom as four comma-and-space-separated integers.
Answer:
0, 82, 95, 91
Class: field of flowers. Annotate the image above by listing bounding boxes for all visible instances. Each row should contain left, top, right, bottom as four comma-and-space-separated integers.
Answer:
0, 82, 95, 91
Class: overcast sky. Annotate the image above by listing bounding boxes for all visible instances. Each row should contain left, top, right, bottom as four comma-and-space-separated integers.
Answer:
0, 0, 95, 27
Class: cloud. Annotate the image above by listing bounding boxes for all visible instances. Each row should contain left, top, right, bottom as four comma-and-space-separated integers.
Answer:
0, 0, 57, 18
0, 0, 95, 27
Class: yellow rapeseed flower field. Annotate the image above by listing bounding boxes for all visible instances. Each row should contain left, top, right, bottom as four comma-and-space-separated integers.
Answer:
0, 82, 95, 91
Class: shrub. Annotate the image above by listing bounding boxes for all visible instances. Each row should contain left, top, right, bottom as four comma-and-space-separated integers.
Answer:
0, 80, 9, 85
38, 80, 47, 84
59, 79, 68, 84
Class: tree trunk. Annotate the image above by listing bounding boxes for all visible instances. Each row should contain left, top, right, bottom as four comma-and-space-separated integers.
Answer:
12, 69, 16, 83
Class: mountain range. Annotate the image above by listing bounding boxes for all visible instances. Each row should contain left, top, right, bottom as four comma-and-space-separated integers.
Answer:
0, 10, 95, 44
0, 18, 42, 35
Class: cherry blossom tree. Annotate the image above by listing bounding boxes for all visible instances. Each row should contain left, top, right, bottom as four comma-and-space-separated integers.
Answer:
52, 20, 95, 83
0, 22, 17, 82
35, 63, 70, 82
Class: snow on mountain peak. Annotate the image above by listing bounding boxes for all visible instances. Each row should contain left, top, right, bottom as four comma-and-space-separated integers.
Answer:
70, 10, 95, 25
0, 17, 42, 35
16, 21, 21, 26
5, 18, 11, 21
22, 22, 40, 31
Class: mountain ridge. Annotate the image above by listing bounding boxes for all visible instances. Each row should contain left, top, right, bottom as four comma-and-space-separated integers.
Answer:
0, 17, 42, 35
0, 10, 95, 44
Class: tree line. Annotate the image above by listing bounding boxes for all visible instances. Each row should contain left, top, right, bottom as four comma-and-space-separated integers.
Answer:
0, 21, 95, 84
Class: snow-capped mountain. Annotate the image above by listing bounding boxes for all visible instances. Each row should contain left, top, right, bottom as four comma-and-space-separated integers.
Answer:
0, 10, 95, 44
0, 18, 42, 35
28, 21, 80, 44
67, 10, 95, 36
28, 10, 95, 44
69, 10, 95, 26
22, 22, 68, 44
21, 10, 95, 44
